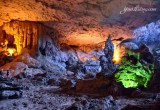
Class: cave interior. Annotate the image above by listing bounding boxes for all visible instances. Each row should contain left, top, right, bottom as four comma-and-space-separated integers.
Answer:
0, 0, 160, 110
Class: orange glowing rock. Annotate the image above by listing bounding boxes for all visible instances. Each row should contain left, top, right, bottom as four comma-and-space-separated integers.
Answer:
91, 57, 98, 61
2, 21, 42, 55
112, 46, 125, 64
81, 57, 87, 62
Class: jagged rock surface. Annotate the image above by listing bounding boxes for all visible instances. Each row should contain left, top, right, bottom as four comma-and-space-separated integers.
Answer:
14, 53, 41, 68
0, 75, 22, 100
0, 62, 28, 77
100, 36, 116, 74
0, 0, 160, 48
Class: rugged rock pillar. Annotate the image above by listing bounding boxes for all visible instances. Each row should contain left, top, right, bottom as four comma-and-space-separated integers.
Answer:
100, 35, 116, 74
104, 35, 114, 60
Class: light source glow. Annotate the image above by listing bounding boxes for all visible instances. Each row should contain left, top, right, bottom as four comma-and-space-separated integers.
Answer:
7, 48, 15, 56
112, 46, 121, 64
112, 45, 125, 64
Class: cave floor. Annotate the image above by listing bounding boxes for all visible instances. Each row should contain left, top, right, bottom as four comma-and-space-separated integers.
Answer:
0, 78, 158, 110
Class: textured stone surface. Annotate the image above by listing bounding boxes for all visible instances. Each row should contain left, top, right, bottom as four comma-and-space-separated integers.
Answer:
84, 65, 101, 75
83, 60, 101, 75
100, 36, 116, 74
0, 75, 22, 100
104, 35, 114, 59
14, 53, 41, 68
76, 77, 110, 93
0, 0, 160, 65
0, 0, 160, 48
134, 20, 160, 45
0, 62, 28, 77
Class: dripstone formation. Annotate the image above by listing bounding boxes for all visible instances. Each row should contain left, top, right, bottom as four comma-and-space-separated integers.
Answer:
100, 35, 116, 74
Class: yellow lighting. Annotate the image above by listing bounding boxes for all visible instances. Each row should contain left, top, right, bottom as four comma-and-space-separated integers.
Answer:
81, 57, 87, 62
112, 45, 125, 64
91, 57, 98, 61
2, 21, 40, 55
7, 48, 15, 56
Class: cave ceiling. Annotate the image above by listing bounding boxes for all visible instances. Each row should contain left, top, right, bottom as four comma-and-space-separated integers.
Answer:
0, 0, 160, 46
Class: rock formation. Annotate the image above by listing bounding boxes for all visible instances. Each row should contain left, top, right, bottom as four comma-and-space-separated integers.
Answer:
100, 35, 116, 74
0, 74, 22, 100
0, 21, 43, 54
104, 35, 114, 59
0, 0, 160, 109
0, 0, 160, 49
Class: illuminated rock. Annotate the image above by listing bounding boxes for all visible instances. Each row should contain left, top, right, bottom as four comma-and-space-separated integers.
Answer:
0, 75, 22, 100
84, 65, 101, 76
0, 0, 159, 49
104, 35, 114, 60
65, 56, 78, 72
2, 21, 43, 55
0, 62, 28, 77
25, 68, 44, 77
13, 53, 41, 68
84, 60, 101, 75
134, 20, 160, 44
120, 42, 139, 50
100, 35, 116, 74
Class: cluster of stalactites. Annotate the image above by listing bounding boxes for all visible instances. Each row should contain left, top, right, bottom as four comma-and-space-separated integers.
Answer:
2, 21, 43, 54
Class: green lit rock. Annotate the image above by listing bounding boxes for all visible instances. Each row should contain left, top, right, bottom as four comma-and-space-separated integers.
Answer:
115, 50, 154, 88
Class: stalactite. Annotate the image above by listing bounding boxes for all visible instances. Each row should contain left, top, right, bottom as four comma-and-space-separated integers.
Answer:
2, 21, 44, 55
